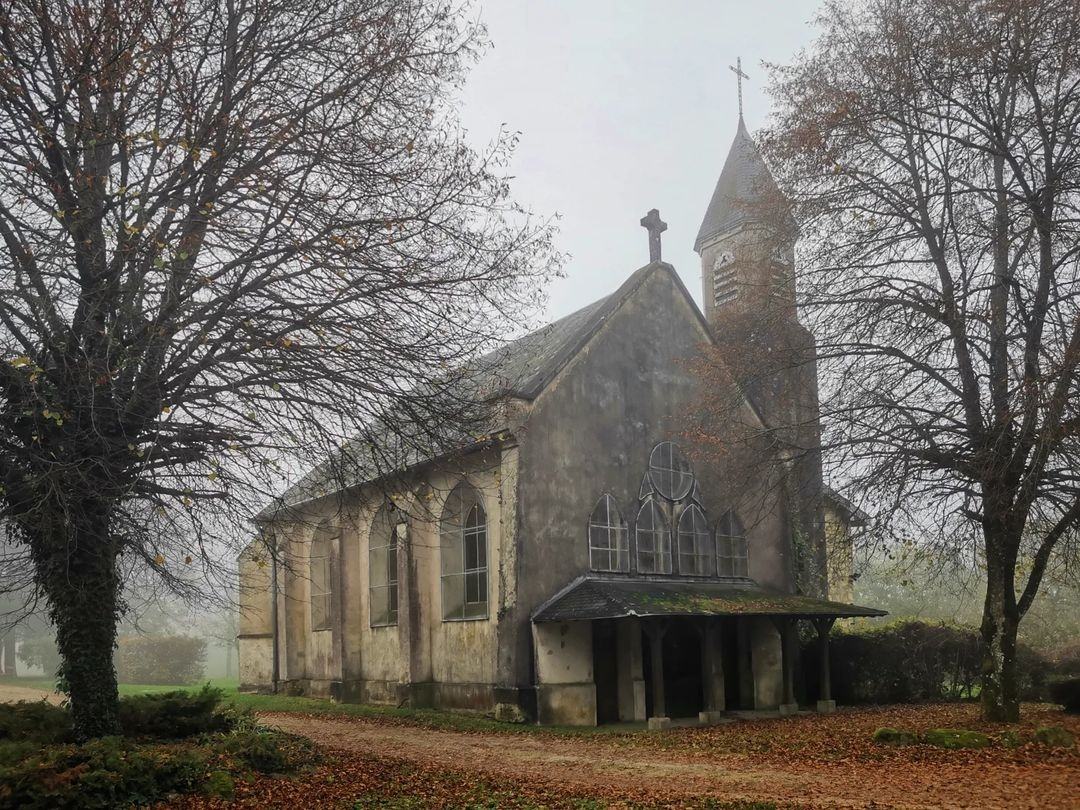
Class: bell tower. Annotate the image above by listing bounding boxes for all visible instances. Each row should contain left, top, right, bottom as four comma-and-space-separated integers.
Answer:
695, 117, 796, 324
695, 97, 827, 597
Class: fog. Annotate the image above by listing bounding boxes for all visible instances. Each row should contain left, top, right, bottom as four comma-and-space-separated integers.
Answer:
459, 0, 820, 321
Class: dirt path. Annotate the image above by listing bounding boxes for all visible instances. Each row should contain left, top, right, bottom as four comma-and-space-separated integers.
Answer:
264, 712, 1080, 809
0, 683, 61, 704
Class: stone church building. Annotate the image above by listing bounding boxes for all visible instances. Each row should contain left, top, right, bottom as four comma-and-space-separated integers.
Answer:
237, 117, 884, 726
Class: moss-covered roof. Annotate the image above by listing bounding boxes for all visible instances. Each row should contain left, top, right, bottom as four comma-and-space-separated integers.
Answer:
531, 576, 886, 622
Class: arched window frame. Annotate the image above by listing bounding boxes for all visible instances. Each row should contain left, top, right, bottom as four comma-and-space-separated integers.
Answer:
368, 504, 400, 628
717, 510, 749, 578
635, 496, 672, 574
588, 494, 629, 572
677, 503, 715, 576
440, 483, 489, 621
647, 442, 694, 501
309, 523, 335, 632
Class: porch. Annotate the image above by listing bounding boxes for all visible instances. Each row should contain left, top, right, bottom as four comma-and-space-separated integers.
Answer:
530, 576, 885, 727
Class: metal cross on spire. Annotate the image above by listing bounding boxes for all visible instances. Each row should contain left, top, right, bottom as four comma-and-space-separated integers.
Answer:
729, 56, 749, 119
640, 208, 667, 263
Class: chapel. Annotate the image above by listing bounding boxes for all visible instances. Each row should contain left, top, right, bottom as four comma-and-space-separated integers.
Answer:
237, 114, 884, 727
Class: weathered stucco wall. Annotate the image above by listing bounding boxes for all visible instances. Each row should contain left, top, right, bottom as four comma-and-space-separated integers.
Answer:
237, 542, 274, 690
515, 266, 792, 691
238, 637, 273, 690
256, 446, 511, 710
823, 502, 854, 604
533, 621, 596, 725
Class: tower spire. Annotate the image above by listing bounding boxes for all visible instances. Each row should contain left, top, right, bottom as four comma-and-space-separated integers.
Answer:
729, 57, 749, 120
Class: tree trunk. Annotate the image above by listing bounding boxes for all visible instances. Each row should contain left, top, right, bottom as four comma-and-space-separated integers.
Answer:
980, 556, 1020, 722
33, 507, 122, 739
1, 635, 16, 677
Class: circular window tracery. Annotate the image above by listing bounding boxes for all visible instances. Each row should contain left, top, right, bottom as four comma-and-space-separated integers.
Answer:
648, 442, 694, 501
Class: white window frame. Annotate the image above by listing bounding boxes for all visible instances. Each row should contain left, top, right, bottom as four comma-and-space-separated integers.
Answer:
588, 494, 629, 572
635, 497, 672, 574
677, 503, 715, 576
440, 486, 489, 621
717, 510, 749, 578
369, 516, 401, 628
309, 531, 334, 632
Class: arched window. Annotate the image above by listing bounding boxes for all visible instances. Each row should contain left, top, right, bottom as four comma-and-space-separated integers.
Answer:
677, 504, 714, 576
636, 497, 672, 574
440, 482, 488, 620
648, 442, 694, 501
369, 503, 400, 627
717, 511, 749, 578
309, 522, 335, 631
588, 494, 629, 572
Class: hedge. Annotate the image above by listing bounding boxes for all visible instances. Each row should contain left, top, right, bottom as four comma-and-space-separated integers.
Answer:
800, 620, 1049, 704
114, 635, 207, 685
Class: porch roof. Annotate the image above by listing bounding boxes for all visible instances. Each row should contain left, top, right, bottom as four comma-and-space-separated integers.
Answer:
531, 575, 887, 622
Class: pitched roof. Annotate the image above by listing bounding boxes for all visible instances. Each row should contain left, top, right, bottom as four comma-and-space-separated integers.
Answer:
694, 118, 784, 251
471, 262, 653, 400
532, 575, 887, 622
823, 485, 871, 525
258, 262, 712, 518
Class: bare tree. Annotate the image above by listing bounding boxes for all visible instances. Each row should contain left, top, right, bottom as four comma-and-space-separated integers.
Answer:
0, 0, 555, 738
761, 0, 1080, 720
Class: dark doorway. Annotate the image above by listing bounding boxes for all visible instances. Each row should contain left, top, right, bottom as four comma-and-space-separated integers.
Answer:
642, 629, 654, 719
592, 619, 620, 724
720, 617, 748, 709
663, 622, 704, 717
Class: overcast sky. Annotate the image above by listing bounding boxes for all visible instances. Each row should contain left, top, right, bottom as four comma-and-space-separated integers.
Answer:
458, 0, 821, 323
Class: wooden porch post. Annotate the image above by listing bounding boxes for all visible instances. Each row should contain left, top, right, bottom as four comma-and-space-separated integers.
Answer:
697, 618, 725, 723
645, 620, 669, 729
814, 617, 837, 713
772, 616, 798, 716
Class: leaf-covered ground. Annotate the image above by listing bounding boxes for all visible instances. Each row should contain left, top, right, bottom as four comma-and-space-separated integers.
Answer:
170, 703, 1080, 808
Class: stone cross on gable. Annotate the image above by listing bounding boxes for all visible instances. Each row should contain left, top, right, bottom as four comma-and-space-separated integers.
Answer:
640, 208, 667, 263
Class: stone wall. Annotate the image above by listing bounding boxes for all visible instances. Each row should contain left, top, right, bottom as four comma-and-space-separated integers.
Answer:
251, 448, 514, 714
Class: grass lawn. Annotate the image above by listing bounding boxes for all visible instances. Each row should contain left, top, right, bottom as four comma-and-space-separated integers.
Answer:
221, 689, 636, 737
0, 676, 609, 736
0, 674, 239, 697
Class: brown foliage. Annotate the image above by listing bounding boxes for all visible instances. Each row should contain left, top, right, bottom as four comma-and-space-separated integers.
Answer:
760, 0, 1080, 721
168, 704, 1080, 808
0, 0, 556, 737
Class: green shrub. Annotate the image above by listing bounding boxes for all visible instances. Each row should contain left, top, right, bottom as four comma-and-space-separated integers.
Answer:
1044, 643, 1080, 680
998, 730, 1023, 748
0, 687, 235, 745
922, 728, 990, 749
0, 727, 316, 809
0, 701, 71, 745
219, 729, 317, 773
1034, 726, 1075, 748
0, 735, 209, 809
0, 742, 38, 767
117, 684, 233, 738
1048, 678, 1080, 713
114, 635, 207, 684
872, 727, 917, 745
204, 769, 235, 799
